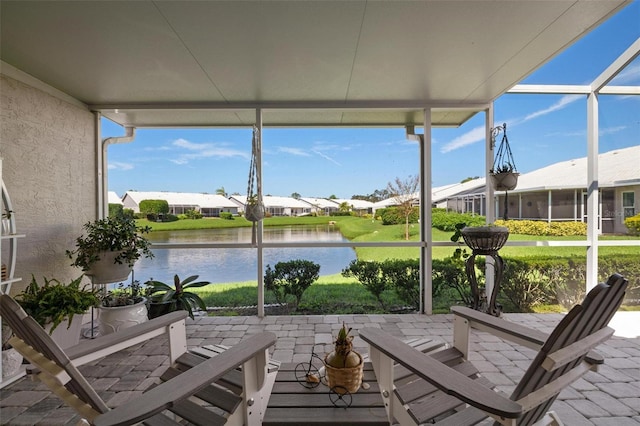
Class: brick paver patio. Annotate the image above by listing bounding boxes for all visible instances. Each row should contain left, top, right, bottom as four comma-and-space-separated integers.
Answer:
1, 312, 639, 425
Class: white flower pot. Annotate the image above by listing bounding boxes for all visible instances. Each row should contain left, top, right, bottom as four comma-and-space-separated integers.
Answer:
45, 318, 83, 349
86, 251, 133, 283
98, 299, 148, 335
2, 348, 23, 378
490, 172, 519, 191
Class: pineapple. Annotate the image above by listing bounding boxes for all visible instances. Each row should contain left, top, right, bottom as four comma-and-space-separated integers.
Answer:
326, 323, 361, 368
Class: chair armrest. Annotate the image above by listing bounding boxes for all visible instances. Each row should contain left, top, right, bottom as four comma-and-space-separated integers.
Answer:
451, 307, 603, 364
93, 331, 277, 426
360, 327, 522, 420
67, 311, 189, 366
452, 306, 548, 350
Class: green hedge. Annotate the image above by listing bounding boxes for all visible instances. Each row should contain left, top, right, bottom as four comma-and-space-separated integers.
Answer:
376, 206, 419, 225
344, 254, 639, 313
139, 199, 169, 215
494, 219, 587, 236
431, 210, 485, 232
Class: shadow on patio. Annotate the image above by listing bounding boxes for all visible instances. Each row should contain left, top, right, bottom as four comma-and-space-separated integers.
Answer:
1, 312, 639, 425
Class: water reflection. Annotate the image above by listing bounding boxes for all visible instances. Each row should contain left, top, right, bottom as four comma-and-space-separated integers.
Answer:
133, 225, 356, 284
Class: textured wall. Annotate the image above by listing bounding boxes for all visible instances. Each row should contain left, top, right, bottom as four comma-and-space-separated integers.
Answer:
0, 74, 97, 293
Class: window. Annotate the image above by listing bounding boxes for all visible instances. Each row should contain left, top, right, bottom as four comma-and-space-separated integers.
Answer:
622, 191, 635, 218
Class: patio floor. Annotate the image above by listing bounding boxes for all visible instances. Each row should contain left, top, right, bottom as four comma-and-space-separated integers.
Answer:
1, 312, 639, 425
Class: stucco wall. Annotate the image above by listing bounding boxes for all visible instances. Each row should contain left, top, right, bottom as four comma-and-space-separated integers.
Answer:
0, 73, 97, 293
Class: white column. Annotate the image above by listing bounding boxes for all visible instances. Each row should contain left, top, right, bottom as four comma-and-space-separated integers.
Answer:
256, 109, 265, 317
421, 108, 433, 315
586, 93, 599, 291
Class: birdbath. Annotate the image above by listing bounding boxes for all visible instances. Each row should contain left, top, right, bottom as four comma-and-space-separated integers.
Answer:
460, 226, 509, 316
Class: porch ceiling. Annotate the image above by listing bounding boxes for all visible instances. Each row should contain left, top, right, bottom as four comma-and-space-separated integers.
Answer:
0, 1, 630, 128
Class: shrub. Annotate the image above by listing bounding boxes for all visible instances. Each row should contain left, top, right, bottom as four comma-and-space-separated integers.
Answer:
139, 199, 170, 215
625, 213, 640, 235
122, 208, 135, 219
432, 257, 472, 306
185, 209, 203, 219
431, 210, 486, 232
500, 258, 555, 312
108, 203, 124, 217
342, 260, 387, 309
377, 207, 419, 225
494, 219, 587, 236
264, 259, 320, 311
329, 211, 352, 216
383, 259, 420, 309
220, 212, 234, 220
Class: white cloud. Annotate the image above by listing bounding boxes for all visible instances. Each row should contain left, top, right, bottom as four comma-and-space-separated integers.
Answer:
170, 138, 249, 164
440, 95, 582, 153
108, 161, 134, 171
523, 95, 582, 121
278, 146, 311, 156
440, 126, 485, 153
312, 149, 341, 166
610, 63, 640, 85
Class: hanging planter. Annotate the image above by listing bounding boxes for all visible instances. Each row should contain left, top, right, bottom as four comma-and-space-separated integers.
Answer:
246, 125, 265, 244
490, 123, 519, 220
489, 123, 519, 191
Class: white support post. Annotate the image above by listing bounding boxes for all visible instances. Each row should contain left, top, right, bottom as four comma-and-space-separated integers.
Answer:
548, 190, 552, 224
586, 93, 599, 291
485, 107, 496, 299
421, 108, 433, 315
256, 109, 265, 317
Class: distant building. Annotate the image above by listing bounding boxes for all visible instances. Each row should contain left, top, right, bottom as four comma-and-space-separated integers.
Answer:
333, 199, 374, 215
108, 191, 123, 205
300, 197, 339, 215
446, 145, 640, 234
122, 191, 239, 217
230, 195, 311, 217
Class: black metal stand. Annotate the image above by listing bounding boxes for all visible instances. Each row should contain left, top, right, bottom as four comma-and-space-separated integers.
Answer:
465, 250, 504, 317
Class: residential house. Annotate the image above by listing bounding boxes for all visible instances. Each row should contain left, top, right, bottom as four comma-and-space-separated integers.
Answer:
230, 195, 311, 217
446, 145, 640, 234
122, 191, 239, 217
300, 197, 339, 216
333, 199, 374, 215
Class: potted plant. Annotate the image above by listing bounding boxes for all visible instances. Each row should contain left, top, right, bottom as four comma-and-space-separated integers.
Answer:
145, 274, 209, 320
244, 194, 265, 222
460, 224, 509, 254
66, 216, 154, 283
1, 323, 23, 379
15, 275, 99, 348
97, 280, 148, 335
98, 280, 148, 336
324, 323, 363, 394
1, 209, 12, 235
489, 123, 519, 192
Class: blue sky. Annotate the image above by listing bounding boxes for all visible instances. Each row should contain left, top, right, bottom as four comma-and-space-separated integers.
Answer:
106, 2, 639, 200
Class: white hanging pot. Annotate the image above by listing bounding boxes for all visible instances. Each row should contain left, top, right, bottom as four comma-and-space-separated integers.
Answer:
490, 172, 519, 191
86, 250, 133, 283
245, 203, 265, 222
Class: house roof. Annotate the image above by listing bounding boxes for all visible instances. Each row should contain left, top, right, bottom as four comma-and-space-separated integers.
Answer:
333, 199, 374, 210
107, 191, 123, 205
123, 191, 238, 209
0, 1, 629, 128
230, 195, 311, 209
512, 145, 640, 192
300, 198, 340, 209
446, 145, 640, 197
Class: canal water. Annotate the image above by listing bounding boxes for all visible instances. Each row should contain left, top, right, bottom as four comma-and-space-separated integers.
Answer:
132, 225, 356, 284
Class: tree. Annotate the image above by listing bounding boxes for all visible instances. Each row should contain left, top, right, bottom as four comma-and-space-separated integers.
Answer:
338, 202, 351, 213
328, 194, 337, 199
216, 187, 227, 197
291, 192, 301, 199
387, 175, 420, 240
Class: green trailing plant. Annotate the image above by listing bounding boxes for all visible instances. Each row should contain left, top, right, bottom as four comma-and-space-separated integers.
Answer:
16, 275, 99, 333
66, 216, 153, 271
264, 259, 320, 310
100, 280, 147, 307
145, 274, 209, 319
